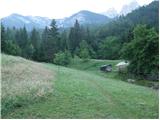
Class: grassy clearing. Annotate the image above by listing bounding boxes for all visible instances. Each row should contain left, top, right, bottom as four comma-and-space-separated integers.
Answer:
1, 55, 159, 118
69, 58, 159, 88
1, 54, 54, 115
68, 57, 121, 79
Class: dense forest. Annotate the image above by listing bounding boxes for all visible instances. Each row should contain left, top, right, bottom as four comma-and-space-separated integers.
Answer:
1, 1, 159, 80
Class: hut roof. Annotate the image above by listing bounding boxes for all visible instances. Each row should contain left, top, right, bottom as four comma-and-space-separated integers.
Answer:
116, 61, 129, 66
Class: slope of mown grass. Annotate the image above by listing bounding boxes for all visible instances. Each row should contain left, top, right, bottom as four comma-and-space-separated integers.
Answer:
2, 54, 159, 118
1, 54, 54, 116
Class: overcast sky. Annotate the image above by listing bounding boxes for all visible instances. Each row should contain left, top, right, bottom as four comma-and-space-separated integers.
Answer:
0, 0, 154, 18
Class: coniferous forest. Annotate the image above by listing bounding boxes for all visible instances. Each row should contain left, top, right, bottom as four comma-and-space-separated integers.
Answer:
2, 1, 158, 80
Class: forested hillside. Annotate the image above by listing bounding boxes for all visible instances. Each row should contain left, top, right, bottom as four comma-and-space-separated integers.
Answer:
1, 1, 159, 80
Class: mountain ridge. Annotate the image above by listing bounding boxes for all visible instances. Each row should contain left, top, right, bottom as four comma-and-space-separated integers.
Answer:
1, 10, 110, 31
120, 0, 140, 15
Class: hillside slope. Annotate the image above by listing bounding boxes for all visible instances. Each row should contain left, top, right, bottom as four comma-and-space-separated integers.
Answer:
1, 54, 158, 118
98, 1, 159, 40
1, 54, 55, 115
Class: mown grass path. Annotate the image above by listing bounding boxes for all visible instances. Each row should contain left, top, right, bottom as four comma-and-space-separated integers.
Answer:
3, 62, 158, 119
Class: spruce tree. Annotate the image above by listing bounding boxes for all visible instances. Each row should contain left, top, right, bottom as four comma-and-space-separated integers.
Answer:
68, 20, 82, 56
1, 24, 6, 52
41, 19, 59, 62
60, 30, 68, 51
1, 24, 21, 55
30, 28, 40, 60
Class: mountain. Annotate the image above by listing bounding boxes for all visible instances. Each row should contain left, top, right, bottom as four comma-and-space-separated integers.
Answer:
1, 14, 51, 31
120, 0, 140, 15
102, 8, 118, 18
59, 10, 110, 27
98, 1, 159, 40
126, 0, 159, 30
1, 10, 110, 31
101, 0, 139, 18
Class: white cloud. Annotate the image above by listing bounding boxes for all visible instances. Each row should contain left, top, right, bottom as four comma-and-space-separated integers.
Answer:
0, 0, 154, 18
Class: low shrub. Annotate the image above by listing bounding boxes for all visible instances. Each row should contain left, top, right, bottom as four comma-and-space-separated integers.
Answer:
54, 50, 72, 66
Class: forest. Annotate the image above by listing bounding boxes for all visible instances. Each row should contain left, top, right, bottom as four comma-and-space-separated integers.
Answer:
1, 1, 159, 80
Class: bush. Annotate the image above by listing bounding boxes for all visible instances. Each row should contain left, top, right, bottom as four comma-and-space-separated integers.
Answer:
54, 51, 72, 66
121, 25, 159, 80
79, 48, 90, 62
4, 41, 21, 56
98, 36, 121, 59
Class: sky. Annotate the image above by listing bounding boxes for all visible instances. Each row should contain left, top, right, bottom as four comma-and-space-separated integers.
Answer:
0, 0, 154, 19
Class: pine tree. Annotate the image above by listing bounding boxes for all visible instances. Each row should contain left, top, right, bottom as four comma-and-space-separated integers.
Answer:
38, 27, 49, 61
21, 27, 29, 57
60, 30, 68, 51
15, 26, 31, 58
68, 20, 83, 56
21, 27, 28, 48
30, 28, 40, 60
30, 28, 40, 50
41, 19, 60, 62
1, 24, 21, 55
68, 27, 75, 55
1, 24, 6, 52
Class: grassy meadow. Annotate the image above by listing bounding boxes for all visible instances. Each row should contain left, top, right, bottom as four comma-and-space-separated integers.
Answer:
1, 54, 159, 119
1, 54, 54, 116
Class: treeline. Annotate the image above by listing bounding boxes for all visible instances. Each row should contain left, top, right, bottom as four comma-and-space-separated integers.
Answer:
1, 20, 94, 63
1, 1, 159, 80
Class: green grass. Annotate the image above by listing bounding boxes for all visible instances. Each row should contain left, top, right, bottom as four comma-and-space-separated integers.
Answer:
1, 54, 159, 119
68, 57, 121, 79
68, 58, 159, 87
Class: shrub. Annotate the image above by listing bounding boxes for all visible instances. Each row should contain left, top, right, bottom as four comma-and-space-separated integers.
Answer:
54, 50, 72, 66
98, 36, 121, 59
121, 25, 159, 80
4, 41, 21, 56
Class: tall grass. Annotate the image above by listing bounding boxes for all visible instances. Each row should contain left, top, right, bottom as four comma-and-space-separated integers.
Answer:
1, 54, 54, 115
